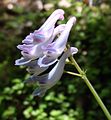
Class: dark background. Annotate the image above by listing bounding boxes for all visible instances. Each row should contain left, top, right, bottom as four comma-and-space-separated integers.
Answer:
0, 0, 111, 120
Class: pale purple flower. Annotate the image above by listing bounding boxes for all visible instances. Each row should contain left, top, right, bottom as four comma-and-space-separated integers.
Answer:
38, 17, 76, 67
15, 24, 65, 66
25, 47, 78, 97
15, 9, 78, 97
15, 9, 65, 65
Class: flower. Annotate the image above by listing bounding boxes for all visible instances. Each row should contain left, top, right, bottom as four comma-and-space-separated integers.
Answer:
38, 17, 76, 67
15, 9, 65, 65
24, 60, 49, 76
25, 47, 78, 97
15, 9, 78, 97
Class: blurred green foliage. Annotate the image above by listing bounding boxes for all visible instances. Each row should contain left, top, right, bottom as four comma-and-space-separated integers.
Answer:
0, 0, 111, 120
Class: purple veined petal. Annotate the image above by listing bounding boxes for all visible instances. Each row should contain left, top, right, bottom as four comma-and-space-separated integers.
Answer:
15, 57, 31, 65
43, 44, 58, 55
22, 33, 34, 44
22, 30, 45, 45
21, 51, 31, 59
38, 55, 58, 67
32, 30, 46, 43
39, 17, 77, 67
17, 44, 33, 53
25, 47, 77, 97
38, 43, 60, 67
38, 43, 61, 67
17, 44, 43, 60
32, 9, 65, 43
20, 45, 43, 59
20, 44, 44, 59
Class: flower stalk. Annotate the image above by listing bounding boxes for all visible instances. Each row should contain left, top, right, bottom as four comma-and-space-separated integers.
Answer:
69, 55, 111, 120
64, 71, 82, 77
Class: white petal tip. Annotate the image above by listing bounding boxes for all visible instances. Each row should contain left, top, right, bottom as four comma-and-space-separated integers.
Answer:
70, 47, 78, 55
15, 58, 31, 66
55, 9, 65, 14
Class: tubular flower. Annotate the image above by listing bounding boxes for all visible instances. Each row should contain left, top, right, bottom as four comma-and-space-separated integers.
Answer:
15, 9, 65, 65
25, 47, 78, 97
38, 17, 76, 67
15, 9, 78, 97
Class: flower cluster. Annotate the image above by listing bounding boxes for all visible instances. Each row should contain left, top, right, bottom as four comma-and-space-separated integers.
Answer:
15, 9, 78, 97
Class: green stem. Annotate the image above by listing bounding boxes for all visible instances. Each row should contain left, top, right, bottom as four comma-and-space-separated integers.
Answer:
64, 71, 82, 77
70, 56, 111, 120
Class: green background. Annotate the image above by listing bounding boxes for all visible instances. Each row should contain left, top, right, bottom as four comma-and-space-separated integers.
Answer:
0, 0, 111, 120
